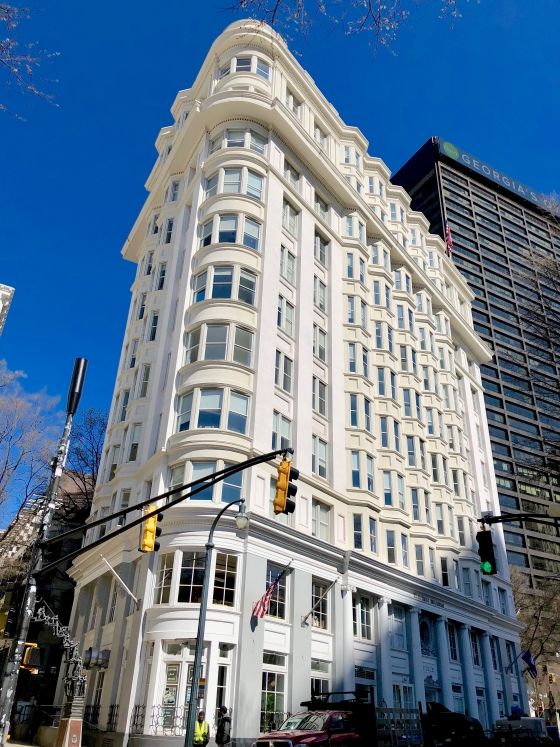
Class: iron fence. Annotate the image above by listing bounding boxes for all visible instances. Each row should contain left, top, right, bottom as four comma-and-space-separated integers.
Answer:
84, 704, 101, 728
107, 704, 119, 732
129, 705, 146, 735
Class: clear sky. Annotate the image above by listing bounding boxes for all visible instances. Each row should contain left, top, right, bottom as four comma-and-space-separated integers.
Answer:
2, 0, 559, 411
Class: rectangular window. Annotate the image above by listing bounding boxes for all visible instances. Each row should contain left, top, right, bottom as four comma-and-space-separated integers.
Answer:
266, 563, 287, 618
401, 534, 409, 567
431, 454, 439, 484
250, 130, 267, 154
198, 389, 223, 428
247, 170, 264, 199
272, 411, 291, 450
387, 530, 396, 564
380, 417, 388, 447
312, 436, 328, 479
429, 547, 436, 579
312, 500, 330, 540
364, 398, 371, 432
313, 276, 326, 310
435, 504, 444, 535
313, 324, 327, 361
128, 424, 141, 461
400, 346, 408, 371
227, 392, 248, 434
441, 558, 449, 587
462, 567, 472, 597
394, 421, 401, 452
426, 409, 434, 435
378, 367, 386, 396
154, 552, 174, 604
313, 377, 327, 416
347, 253, 354, 278
353, 514, 363, 549
350, 394, 358, 427
314, 233, 328, 265
349, 343, 357, 372
397, 305, 405, 329
223, 168, 242, 193
383, 471, 392, 506
233, 326, 253, 366
375, 322, 383, 349
391, 606, 405, 648
407, 436, 415, 467
120, 390, 130, 421
369, 516, 377, 552
164, 218, 174, 243
191, 461, 216, 501
178, 551, 205, 603
137, 293, 147, 320
448, 506, 455, 538
471, 631, 481, 666
311, 580, 329, 629
347, 296, 355, 324
139, 364, 151, 398
212, 553, 237, 606
397, 474, 404, 508
148, 312, 159, 342
346, 216, 353, 236
373, 281, 380, 305
362, 347, 369, 379
458, 516, 466, 546
411, 489, 420, 521
280, 245, 296, 284
277, 296, 294, 336
448, 623, 459, 660
415, 545, 424, 576
283, 201, 298, 235
353, 595, 372, 640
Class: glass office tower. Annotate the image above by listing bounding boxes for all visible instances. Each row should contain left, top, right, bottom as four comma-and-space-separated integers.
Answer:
393, 137, 560, 587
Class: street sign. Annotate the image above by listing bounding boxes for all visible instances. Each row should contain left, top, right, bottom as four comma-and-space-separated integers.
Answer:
198, 677, 206, 700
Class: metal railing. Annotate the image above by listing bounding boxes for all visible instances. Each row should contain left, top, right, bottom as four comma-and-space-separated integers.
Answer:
260, 711, 290, 733
150, 704, 193, 736
84, 704, 101, 728
107, 704, 119, 732
129, 705, 146, 735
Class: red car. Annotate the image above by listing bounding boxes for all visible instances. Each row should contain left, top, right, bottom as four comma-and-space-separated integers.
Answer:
253, 711, 362, 747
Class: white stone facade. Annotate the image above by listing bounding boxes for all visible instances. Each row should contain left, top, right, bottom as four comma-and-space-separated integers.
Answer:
0, 284, 14, 337
63, 20, 527, 746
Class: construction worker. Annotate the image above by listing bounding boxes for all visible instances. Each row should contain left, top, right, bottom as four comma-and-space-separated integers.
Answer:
194, 710, 210, 746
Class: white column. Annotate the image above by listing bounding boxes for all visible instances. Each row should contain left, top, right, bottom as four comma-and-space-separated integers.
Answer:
377, 598, 393, 707
458, 624, 478, 718
480, 632, 501, 726
341, 585, 356, 692
435, 616, 453, 709
408, 608, 426, 711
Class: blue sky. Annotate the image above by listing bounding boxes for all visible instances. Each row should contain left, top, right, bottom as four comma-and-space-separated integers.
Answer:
2, 0, 559, 411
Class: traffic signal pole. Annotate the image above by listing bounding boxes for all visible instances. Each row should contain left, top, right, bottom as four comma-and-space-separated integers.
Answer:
0, 358, 87, 746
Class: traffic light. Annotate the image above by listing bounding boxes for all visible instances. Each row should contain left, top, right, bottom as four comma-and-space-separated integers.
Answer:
476, 529, 497, 575
21, 643, 41, 673
140, 505, 163, 552
273, 457, 299, 515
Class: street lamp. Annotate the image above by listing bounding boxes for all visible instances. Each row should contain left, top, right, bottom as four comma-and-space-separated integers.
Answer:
184, 499, 248, 747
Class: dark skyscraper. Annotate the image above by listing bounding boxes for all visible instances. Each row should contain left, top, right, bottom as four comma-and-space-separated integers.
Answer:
393, 137, 560, 587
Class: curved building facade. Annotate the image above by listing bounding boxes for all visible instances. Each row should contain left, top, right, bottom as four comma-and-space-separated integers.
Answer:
61, 20, 527, 747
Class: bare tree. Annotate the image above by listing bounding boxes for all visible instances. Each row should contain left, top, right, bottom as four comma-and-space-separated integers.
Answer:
58, 406, 108, 524
1, 2, 58, 117
225, 0, 461, 53
511, 567, 560, 715
0, 360, 59, 523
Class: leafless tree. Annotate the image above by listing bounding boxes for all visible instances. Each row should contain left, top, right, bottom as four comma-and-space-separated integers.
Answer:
0, 360, 59, 523
1, 2, 58, 117
225, 0, 461, 53
58, 406, 108, 524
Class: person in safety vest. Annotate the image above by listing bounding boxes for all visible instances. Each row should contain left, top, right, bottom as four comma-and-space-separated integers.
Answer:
194, 710, 210, 746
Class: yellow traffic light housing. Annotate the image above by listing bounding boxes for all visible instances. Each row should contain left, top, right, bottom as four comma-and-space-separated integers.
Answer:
140, 505, 163, 552
273, 458, 299, 515
21, 642, 41, 673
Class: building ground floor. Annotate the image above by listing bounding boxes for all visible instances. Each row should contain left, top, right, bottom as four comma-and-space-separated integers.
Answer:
57, 512, 528, 747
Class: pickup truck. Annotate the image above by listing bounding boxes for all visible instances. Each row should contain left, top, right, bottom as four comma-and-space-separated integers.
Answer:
252, 710, 362, 747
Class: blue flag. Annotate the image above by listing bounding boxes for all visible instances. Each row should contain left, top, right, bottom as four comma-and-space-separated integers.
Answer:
521, 649, 538, 679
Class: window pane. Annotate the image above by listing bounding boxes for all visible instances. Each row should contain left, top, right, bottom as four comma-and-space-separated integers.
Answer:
227, 129, 245, 147
204, 325, 228, 360
223, 168, 242, 193
238, 270, 257, 305
243, 218, 260, 250
177, 393, 193, 432
247, 171, 264, 199
222, 466, 243, 503
191, 462, 216, 501
228, 392, 249, 434
218, 215, 237, 242
198, 389, 222, 428
233, 327, 253, 366
212, 266, 233, 299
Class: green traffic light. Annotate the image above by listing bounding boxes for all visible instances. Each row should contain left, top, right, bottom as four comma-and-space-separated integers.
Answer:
480, 560, 492, 573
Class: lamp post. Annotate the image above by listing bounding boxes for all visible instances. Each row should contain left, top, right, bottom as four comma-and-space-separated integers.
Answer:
183, 499, 248, 747
0, 358, 88, 745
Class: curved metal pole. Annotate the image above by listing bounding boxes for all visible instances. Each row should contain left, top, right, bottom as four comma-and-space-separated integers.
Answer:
184, 500, 244, 747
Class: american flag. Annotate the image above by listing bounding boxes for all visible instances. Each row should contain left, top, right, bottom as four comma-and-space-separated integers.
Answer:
445, 219, 453, 257
253, 565, 289, 619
